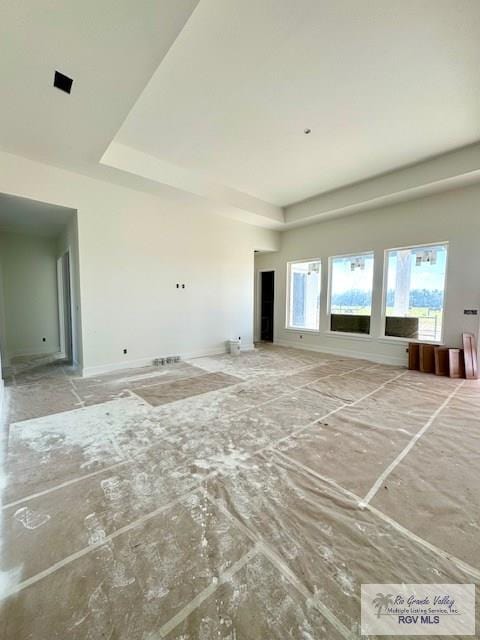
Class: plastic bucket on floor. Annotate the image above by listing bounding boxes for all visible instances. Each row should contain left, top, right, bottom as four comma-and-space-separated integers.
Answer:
228, 340, 241, 356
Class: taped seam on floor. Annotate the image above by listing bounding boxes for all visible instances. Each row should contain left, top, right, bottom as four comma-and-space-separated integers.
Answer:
139, 363, 368, 414
2, 460, 130, 511
157, 545, 261, 638
269, 371, 407, 451
68, 380, 85, 408
276, 450, 480, 582
1, 364, 396, 599
0, 368, 412, 605
203, 491, 357, 640
0, 482, 216, 600
3, 363, 367, 510
359, 379, 466, 508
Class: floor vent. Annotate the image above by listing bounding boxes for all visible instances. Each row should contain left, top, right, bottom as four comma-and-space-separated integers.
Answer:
153, 356, 181, 366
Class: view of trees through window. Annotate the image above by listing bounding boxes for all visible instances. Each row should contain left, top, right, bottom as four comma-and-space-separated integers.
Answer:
330, 253, 374, 315
385, 244, 447, 342
285, 245, 447, 339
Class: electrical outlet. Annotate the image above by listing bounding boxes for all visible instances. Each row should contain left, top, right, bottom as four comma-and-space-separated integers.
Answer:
123, 348, 127, 355
42, 337, 46, 342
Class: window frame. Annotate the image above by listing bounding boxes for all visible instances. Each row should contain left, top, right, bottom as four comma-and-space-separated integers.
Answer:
381, 240, 449, 345
327, 250, 375, 336
285, 258, 322, 333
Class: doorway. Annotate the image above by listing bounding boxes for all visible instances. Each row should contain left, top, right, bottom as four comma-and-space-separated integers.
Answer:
57, 250, 73, 363
260, 270, 274, 342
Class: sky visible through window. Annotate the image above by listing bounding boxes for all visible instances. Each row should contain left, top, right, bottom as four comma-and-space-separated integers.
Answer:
330, 253, 374, 315
386, 247, 447, 291
385, 244, 447, 341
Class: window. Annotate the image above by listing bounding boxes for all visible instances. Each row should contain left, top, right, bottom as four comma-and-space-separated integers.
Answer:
384, 243, 447, 342
287, 260, 321, 330
329, 252, 374, 334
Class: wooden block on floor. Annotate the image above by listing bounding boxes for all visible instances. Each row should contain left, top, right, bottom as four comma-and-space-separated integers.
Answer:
448, 348, 465, 378
419, 343, 435, 373
434, 347, 449, 376
462, 332, 478, 379
408, 343, 420, 370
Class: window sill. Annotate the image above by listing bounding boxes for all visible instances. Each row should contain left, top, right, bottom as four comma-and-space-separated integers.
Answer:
377, 336, 443, 346
285, 327, 320, 334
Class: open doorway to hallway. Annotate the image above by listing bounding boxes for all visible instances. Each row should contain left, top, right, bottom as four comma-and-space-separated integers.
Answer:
260, 270, 275, 342
57, 250, 73, 363
0, 193, 80, 380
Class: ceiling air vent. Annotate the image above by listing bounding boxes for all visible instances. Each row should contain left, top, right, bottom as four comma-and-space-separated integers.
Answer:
53, 70, 73, 94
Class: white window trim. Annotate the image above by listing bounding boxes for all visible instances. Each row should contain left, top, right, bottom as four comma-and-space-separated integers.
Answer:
285, 258, 322, 332
381, 241, 449, 344
327, 250, 375, 336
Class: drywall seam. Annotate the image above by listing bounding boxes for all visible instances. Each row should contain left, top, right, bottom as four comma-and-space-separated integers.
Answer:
359, 379, 465, 507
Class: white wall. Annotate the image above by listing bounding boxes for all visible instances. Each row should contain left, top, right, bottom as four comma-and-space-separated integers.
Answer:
0, 151, 279, 375
56, 215, 82, 367
255, 183, 480, 365
0, 232, 61, 359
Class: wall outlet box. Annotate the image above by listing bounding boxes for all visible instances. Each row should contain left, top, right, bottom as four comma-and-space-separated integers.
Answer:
464, 309, 478, 315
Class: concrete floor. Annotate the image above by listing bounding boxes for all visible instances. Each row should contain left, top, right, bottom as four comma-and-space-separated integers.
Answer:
0, 345, 479, 638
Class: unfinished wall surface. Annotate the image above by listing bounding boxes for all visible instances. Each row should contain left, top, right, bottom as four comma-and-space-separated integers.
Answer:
0, 150, 280, 375
0, 232, 60, 359
255, 183, 480, 365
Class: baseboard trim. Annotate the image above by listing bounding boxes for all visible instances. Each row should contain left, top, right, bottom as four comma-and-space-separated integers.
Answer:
275, 338, 406, 367
81, 343, 255, 378
9, 346, 61, 358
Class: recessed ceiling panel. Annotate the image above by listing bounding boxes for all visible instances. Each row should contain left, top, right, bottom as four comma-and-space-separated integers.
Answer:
115, 0, 480, 205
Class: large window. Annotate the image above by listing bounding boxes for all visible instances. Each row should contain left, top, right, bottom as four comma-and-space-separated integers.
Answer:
384, 243, 447, 342
287, 260, 321, 330
329, 252, 374, 334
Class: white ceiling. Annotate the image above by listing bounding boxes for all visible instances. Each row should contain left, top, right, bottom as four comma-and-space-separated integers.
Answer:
115, 0, 480, 206
1, 0, 480, 227
0, 0, 199, 168
0, 194, 75, 237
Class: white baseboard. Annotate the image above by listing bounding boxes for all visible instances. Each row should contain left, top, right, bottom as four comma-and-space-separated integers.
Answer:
82, 357, 165, 378
275, 338, 406, 367
81, 343, 257, 377
81, 343, 257, 378
9, 345, 61, 358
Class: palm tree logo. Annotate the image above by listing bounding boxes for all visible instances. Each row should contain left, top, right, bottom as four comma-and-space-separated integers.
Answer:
373, 593, 394, 618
